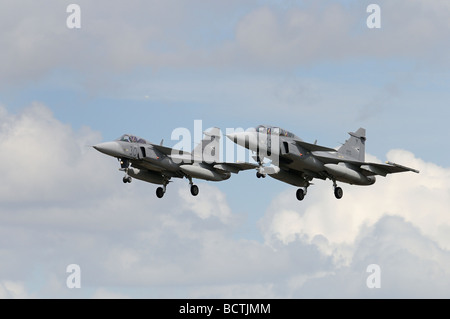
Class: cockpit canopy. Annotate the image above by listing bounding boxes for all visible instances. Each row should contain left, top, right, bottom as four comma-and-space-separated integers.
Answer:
116, 134, 148, 144
255, 125, 298, 139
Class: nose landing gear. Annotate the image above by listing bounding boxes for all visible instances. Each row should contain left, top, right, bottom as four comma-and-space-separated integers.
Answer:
122, 176, 132, 183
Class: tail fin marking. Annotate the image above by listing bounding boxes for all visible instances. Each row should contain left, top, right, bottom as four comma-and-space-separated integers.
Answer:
192, 127, 221, 163
337, 128, 366, 162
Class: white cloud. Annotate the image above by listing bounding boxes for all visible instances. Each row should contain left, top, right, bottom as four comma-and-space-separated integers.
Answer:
92, 288, 130, 299
260, 149, 450, 249
1, 103, 449, 297
296, 215, 450, 298
1, 0, 450, 299
232, 1, 450, 67
0, 103, 339, 298
0, 281, 30, 299
2, 0, 450, 87
259, 149, 450, 297
0, 102, 107, 203
233, 4, 354, 66
179, 183, 237, 224
0, 103, 303, 296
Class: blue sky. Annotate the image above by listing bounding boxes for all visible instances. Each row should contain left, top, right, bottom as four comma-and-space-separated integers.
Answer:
1, 0, 450, 298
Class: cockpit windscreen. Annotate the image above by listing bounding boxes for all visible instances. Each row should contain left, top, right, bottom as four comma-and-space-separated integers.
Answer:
116, 134, 148, 144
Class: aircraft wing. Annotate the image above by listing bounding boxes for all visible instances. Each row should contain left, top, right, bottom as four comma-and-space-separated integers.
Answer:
312, 152, 419, 177
360, 161, 419, 176
213, 162, 258, 174
151, 143, 191, 156
294, 139, 337, 152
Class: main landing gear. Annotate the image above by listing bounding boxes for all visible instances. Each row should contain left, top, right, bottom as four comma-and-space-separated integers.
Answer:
295, 180, 311, 201
156, 177, 199, 199
332, 179, 343, 199
156, 178, 170, 198
190, 184, 199, 196
156, 184, 166, 198
296, 188, 307, 201
187, 176, 199, 196
295, 180, 343, 201
334, 186, 343, 199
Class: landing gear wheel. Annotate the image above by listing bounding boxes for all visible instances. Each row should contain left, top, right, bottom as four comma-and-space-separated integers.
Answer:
123, 176, 132, 183
296, 188, 305, 201
334, 186, 343, 199
156, 187, 165, 198
190, 184, 199, 196
256, 172, 266, 178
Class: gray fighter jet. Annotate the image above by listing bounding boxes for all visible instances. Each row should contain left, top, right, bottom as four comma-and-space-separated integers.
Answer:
227, 125, 419, 200
94, 128, 256, 198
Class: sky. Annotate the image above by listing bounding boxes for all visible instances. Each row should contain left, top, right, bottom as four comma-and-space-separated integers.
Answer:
1, 0, 450, 298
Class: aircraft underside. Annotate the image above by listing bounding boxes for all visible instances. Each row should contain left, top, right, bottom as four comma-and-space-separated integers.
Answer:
119, 158, 200, 199
256, 161, 377, 201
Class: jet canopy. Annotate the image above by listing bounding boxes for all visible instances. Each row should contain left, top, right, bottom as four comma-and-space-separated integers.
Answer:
116, 134, 148, 144
255, 125, 299, 139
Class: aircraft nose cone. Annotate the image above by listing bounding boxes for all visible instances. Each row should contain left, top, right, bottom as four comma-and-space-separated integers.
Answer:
226, 131, 252, 148
227, 130, 260, 152
93, 141, 123, 157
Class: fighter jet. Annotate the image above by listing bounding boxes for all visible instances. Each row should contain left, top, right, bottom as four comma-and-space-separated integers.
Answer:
94, 128, 256, 198
227, 125, 419, 200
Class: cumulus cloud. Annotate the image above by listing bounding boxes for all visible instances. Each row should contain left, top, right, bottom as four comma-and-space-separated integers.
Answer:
2, 0, 450, 86
0, 102, 109, 203
0, 0, 252, 85
0, 281, 30, 299
2, 0, 450, 299
0, 103, 325, 297
1, 102, 449, 298
260, 149, 450, 251
259, 149, 450, 297
293, 215, 450, 298
232, 4, 354, 66
230, 0, 450, 68
179, 184, 231, 221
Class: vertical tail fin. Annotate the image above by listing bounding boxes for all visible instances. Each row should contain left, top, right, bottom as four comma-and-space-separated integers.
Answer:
338, 128, 366, 162
192, 127, 221, 163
